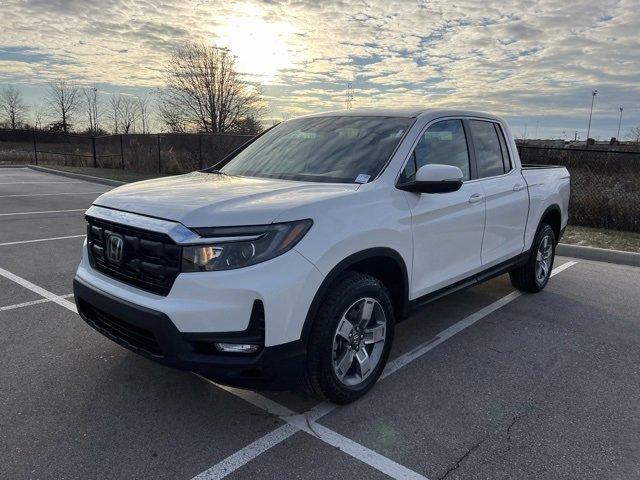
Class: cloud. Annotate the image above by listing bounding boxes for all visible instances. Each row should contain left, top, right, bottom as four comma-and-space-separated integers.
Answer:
0, 0, 638, 137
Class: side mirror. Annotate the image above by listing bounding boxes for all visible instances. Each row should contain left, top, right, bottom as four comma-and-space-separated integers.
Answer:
397, 164, 464, 194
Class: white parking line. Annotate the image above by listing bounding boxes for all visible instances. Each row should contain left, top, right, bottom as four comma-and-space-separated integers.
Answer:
0, 191, 106, 198
0, 294, 74, 312
0, 267, 77, 313
0, 209, 87, 217
203, 381, 429, 480
192, 424, 300, 480
0, 234, 86, 247
382, 261, 578, 379
0, 181, 86, 185
0, 259, 579, 479
194, 260, 579, 479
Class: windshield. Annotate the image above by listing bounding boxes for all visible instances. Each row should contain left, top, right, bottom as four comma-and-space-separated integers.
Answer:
219, 116, 413, 183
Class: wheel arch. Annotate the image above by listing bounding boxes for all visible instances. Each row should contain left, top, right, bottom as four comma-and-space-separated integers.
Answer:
300, 247, 409, 343
538, 204, 562, 244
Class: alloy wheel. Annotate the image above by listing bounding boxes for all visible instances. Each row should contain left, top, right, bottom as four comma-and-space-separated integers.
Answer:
332, 297, 387, 387
535, 234, 553, 285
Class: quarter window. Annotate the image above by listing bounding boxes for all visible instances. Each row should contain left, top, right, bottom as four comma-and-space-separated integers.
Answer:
401, 119, 470, 182
469, 120, 505, 178
495, 124, 512, 173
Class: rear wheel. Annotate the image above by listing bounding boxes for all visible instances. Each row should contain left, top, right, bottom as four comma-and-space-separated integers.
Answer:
306, 272, 394, 404
510, 224, 556, 293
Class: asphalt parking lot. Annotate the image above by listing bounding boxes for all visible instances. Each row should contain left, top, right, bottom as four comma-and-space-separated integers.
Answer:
1, 166, 639, 480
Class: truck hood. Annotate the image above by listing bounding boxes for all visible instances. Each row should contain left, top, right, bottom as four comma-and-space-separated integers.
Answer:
93, 172, 359, 227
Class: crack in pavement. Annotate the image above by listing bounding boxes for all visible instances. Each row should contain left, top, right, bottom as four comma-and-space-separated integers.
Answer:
437, 437, 487, 480
437, 402, 541, 478
505, 406, 536, 452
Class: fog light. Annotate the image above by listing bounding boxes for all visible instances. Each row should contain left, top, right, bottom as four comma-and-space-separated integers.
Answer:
214, 342, 260, 354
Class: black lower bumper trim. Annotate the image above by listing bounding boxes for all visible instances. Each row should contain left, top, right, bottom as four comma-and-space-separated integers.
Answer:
73, 278, 307, 390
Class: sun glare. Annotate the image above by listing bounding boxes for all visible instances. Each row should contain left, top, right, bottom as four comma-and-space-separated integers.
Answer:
215, 5, 298, 81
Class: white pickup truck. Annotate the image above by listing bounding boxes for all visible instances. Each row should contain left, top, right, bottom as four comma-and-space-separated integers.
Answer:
74, 108, 570, 403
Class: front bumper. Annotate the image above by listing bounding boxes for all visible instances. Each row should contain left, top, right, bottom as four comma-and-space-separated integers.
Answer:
74, 278, 307, 389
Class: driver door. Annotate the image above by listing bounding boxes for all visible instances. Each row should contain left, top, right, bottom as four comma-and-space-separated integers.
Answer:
399, 119, 486, 299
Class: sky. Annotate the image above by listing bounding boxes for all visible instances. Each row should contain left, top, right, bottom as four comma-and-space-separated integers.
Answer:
0, 0, 639, 139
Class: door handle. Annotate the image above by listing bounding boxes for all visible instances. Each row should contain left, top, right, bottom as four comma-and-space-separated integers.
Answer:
513, 184, 526, 192
468, 193, 483, 204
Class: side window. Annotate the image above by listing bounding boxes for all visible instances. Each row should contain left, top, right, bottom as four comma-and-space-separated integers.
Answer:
400, 119, 470, 182
469, 120, 504, 178
495, 123, 512, 173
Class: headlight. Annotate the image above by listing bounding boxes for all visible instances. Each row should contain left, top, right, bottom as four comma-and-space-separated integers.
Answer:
181, 219, 313, 272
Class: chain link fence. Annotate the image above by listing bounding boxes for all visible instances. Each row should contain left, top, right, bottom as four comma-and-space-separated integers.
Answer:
1, 130, 638, 233
518, 146, 640, 233
0, 129, 253, 174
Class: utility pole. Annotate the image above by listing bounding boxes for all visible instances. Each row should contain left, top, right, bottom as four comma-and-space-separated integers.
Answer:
616, 106, 623, 140
586, 89, 597, 147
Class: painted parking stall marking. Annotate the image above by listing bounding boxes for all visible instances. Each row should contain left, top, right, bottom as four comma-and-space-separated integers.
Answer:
0, 191, 107, 198
0, 230, 579, 480
0, 293, 74, 312
0, 208, 87, 217
0, 181, 88, 185
0, 234, 86, 247
382, 261, 578, 379
191, 261, 579, 479
0, 266, 77, 313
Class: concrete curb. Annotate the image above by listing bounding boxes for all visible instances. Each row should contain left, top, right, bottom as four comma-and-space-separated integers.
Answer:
27, 165, 125, 186
557, 243, 640, 267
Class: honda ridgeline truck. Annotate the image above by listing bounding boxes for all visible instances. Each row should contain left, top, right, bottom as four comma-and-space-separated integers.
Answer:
74, 109, 570, 403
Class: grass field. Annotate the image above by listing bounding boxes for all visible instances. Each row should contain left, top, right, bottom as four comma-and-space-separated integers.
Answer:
562, 225, 640, 253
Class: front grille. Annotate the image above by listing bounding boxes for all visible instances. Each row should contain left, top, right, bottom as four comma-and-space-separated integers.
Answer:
78, 298, 163, 357
86, 216, 181, 296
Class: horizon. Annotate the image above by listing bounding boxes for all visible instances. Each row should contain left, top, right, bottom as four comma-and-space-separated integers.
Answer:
1, 0, 638, 140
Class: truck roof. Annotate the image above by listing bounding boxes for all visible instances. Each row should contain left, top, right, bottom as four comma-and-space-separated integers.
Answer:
303, 107, 503, 121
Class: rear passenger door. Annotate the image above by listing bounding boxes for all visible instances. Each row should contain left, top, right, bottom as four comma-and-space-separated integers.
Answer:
467, 119, 529, 266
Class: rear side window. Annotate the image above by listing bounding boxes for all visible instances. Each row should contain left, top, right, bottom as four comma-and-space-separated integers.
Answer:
469, 120, 505, 178
495, 124, 512, 172
400, 119, 471, 182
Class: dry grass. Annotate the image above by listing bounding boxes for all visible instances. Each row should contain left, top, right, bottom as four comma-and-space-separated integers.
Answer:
562, 226, 640, 253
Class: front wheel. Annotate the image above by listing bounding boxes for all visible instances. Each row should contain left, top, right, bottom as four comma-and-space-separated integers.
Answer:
510, 224, 556, 293
305, 272, 395, 404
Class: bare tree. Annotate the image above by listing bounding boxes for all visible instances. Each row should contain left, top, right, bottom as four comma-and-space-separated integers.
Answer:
109, 94, 122, 133
137, 95, 151, 133
157, 95, 186, 133
33, 104, 45, 130
0, 86, 28, 129
230, 115, 263, 135
119, 96, 139, 133
83, 86, 101, 134
628, 126, 640, 144
159, 43, 262, 133
45, 80, 80, 133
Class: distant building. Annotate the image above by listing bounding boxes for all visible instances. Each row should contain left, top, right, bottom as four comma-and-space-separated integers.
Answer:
516, 139, 565, 148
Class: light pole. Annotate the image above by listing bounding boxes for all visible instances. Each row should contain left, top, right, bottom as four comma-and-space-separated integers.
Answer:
616, 106, 623, 141
586, 89, 598, 146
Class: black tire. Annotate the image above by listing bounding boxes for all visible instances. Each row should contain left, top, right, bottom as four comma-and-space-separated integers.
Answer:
510, 224, 556, 293
305, 271, 395, 404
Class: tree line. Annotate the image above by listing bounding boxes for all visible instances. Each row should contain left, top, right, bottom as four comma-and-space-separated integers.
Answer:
0, 43, 264, 136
